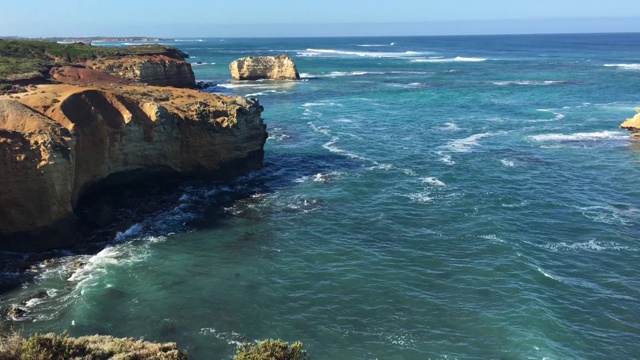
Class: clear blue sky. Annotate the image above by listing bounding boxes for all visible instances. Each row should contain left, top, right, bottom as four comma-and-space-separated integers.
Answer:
2, 0, 640, 37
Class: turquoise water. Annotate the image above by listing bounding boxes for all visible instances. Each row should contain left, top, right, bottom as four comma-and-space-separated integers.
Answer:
2, 34, 640, 359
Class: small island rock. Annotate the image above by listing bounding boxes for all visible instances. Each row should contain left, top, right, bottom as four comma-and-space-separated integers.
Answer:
229, 54, 300, 80
621, 108, 640, 137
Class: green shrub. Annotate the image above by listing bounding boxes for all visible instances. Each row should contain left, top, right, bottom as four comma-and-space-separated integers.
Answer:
0, 330, 187, 360
234, 339, 308, 360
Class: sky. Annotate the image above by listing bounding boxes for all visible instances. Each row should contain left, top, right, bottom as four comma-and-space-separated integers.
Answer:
1, 0, 640, 37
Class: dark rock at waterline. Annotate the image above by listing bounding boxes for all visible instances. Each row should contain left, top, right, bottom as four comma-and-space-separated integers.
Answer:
195, 80, 216, 89
2, 305, 29, 321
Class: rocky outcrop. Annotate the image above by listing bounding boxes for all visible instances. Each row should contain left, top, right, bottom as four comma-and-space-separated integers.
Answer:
87, 55, 196, 88
621, 108, 640, 137
0, 85, 267, 251
50, 66, 136, 86
0, 99, 75, 241
229, 54, 300, 80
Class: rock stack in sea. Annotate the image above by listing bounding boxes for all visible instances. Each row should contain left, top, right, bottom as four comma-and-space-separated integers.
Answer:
229, 54, 300, 80
620, 108, 640, 137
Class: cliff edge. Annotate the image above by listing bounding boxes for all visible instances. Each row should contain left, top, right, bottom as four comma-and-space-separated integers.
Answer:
0, 41, 267, 251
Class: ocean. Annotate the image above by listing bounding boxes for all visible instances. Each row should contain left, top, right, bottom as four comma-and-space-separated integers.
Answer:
2, 33, 640, 359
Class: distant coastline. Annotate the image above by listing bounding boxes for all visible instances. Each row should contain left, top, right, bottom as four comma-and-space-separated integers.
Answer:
0, 36, 166, 43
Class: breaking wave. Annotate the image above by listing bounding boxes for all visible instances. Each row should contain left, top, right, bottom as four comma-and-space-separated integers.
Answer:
411, 57, 487, 63
604, 64, 640, 70
493, 80, 572, 86
529, 131, 628, 142
298, 49, 430, 58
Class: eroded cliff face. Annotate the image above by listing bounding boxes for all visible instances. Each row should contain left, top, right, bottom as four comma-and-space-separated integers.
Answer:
87, 55, 196, 88
229, 54, 300, 80
620, 108, 640, 137
0, 85, 267, 250
0, 99, 74, 236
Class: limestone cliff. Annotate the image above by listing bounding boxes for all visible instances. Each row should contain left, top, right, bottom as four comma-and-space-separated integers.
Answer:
0, 99, 75, 237
0, 85, 267, 250
229, 54, 300, 80
87, 55, 196, 88
620, 108, 640, 137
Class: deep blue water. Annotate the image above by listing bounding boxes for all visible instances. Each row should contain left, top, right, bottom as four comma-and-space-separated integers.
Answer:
2, 34, 640, 359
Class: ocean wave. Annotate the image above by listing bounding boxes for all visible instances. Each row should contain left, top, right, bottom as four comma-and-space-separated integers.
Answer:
441, 122, 461, 131
444, 131, 505, 153
303, 102, 343, 108
357, 43, 395, 47
298, 48, 430, 58
437, 152, 455, 165
576, 204, 639, 226
536, 108, 565, 120
190, 62, 214, 66
213, 82, 297, 93
500, 159, 516, 167
411, 56, 487, 63
294, 172, 341, 184
200, 328, 245, 346
406, 192, 432, 204
421, 177, 446, 187
493, 80, 571, 86
544, 239, 638, 252
529, 131, 627, 142
301, 71, 384, 78
604, 63, 640, 70
502, 200, 530, 208
322, 136, 368, 161
245, 89, 279, 97
115, 223, 143, 241
537, 267, 563, 282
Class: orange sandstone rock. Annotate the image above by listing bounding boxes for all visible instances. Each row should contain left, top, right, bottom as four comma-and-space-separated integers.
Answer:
0, 84, 266, 250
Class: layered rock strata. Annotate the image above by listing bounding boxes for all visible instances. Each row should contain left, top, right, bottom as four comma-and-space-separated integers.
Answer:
620, 108, 640, 137
86, 55, 196, 88
229, 54, 300, 80
0, 85, 267, 251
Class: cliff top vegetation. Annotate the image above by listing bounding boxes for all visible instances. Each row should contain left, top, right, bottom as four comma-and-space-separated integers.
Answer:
0, 39, 187, 83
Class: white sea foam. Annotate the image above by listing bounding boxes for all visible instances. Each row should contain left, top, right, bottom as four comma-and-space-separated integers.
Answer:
411, 56, 487, 63
407, 192, 432, 204
200, 328, 244, 346
357, 43, 395, 47
576, 204, 639, 226
303, 101, 342, 108
439, 153, 455, 165
441, 122, 461, 131
544, 239, 638, 252
493, 80, 569, 86
444, 132, 504, 153
245, 89, 279, 97
216, 83, 264, 89
536, 108, 565, 120
529, 131, 627, 142
298, 48, 430, 58
501, 159, 515, 167
604, 63, 640, 70
115, 223, 143, 241
67, 246, 122, 282
422, 177, 446, 187
502, 200, 530, 208
537, 268, 562, 282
